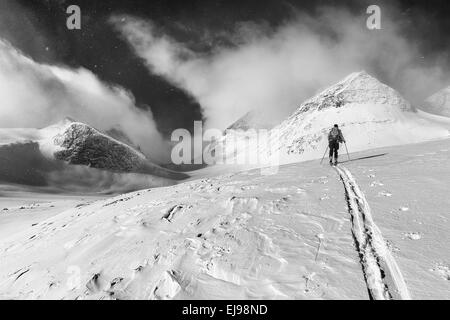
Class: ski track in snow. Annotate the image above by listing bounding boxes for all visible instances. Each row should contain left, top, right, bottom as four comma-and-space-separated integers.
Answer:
335, 165, 411, 300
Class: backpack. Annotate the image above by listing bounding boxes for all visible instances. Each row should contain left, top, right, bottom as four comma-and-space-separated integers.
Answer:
329, 127, 340, 141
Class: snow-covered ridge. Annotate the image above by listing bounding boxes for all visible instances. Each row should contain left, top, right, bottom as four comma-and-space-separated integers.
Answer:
38, 118, 146, 162
290, 71, 412, 115
52, 120, 147, 172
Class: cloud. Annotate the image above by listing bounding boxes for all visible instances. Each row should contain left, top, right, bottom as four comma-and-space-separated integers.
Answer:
0, 39, 169, 162
0, 141, 172, 193
45, 165, 175, 194
111, 6, 450, 130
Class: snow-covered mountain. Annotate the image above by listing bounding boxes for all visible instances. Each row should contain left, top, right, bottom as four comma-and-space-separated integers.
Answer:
421, 86, 450, 118
0, 118, 187, 186
214, 71, 449, 166
271, 70, 450, 163
43, 119, 148, 172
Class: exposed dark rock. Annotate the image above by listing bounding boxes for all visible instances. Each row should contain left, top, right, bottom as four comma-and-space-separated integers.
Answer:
54, 123, 144, 172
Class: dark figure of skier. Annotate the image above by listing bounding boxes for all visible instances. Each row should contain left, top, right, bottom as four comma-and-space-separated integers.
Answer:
328, 124, 345, 165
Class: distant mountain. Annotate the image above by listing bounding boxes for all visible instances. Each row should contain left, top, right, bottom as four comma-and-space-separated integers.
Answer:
0, 118, 187, 186
422, 86, 450, 117
49, 120, 145, 172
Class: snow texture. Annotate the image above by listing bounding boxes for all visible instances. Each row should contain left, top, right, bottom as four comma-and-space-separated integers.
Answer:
1, 139, 450, 299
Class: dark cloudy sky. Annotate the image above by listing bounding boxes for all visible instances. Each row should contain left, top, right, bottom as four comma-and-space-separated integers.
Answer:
1, 0, 450, 138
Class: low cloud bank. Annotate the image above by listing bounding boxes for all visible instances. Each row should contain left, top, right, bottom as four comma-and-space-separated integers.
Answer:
0, 141, 175, 193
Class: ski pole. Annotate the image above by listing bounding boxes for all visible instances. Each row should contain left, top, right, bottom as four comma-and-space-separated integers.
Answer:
344, 142, 350, 160
320, 146, 329, 164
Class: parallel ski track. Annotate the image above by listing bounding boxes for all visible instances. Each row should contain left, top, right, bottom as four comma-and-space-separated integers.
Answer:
335, 165, 411, 300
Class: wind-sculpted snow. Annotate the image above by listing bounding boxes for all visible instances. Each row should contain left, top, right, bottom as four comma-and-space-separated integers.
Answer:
0, 138, 449, 299
293, 71, 412, 114
0, 162, 368, 300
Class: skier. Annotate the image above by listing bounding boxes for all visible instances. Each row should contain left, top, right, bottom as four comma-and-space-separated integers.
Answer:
328, 124, 345, 165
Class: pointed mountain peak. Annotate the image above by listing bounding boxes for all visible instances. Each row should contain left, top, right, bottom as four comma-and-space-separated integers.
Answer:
290, 70, 410, 115
326, 70, 383, 93
266, 72, 447, 165
341, 70, 371, 81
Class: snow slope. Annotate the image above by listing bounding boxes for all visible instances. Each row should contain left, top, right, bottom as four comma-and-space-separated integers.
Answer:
1, 138, 449, 300
336, 139, 450, 299
0, 186, 107, 242
0, 161, 367, 300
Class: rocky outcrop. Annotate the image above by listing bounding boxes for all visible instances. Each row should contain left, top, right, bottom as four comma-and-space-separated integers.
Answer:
290, 71, 412, 116
50, 121, 187, 180
53, 122, 145, 172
